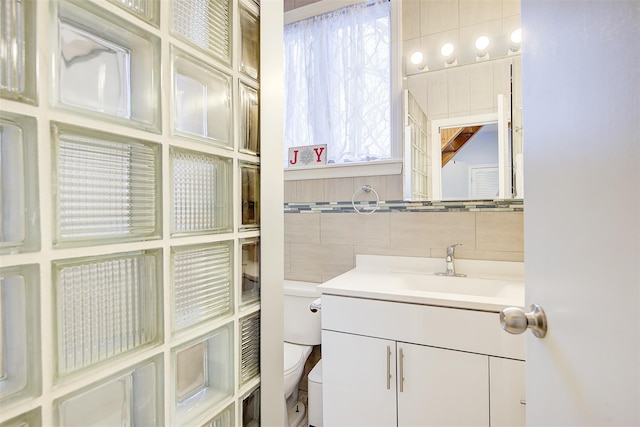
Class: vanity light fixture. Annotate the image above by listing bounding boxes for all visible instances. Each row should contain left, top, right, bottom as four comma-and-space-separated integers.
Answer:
509, 28, 522, 54
410, 51, 427, 71
441, 42, 456, 67
475, 35, 490, 60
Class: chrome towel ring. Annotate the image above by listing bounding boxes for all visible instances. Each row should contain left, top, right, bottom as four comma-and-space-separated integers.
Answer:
352, 185, 380, 215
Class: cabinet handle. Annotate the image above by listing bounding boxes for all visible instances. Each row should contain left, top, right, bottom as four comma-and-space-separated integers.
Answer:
399, 347, 405, 393
386, 345, 391, 390
520, 400, 526, 405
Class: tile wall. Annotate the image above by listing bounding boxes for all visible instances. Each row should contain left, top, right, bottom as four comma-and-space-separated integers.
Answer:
284, 177, 524, 283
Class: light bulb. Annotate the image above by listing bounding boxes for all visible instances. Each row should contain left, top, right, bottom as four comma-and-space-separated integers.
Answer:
511, 28, 522, 44
475, 36, 490, 51
410, 51, 424, 65
440, 43, 455, 57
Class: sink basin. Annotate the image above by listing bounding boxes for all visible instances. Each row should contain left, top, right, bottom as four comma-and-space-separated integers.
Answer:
317, 255, 525, 311
396, 273, 512, 297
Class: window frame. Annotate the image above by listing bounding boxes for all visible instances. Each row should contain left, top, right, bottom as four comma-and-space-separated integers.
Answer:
283, 0, 403, 181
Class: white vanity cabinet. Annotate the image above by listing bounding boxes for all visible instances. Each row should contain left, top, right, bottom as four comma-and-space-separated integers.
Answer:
397, 342, 490, 426
321, 295, 526, 427
322, 330, 397, 426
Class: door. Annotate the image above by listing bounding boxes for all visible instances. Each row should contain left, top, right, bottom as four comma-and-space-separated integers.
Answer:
397, 343, 489, 427
522, 0, 640, 424
322, 330, 397, 426
489, 357, 525, 426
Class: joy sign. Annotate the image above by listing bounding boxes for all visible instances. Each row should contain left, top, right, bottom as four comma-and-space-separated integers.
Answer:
287, 144, 327, 167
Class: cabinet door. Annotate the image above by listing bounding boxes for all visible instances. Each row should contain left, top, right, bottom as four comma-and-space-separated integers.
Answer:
322, 330, 397, 426
489, 357, 526, 426
397, 342, 489, 427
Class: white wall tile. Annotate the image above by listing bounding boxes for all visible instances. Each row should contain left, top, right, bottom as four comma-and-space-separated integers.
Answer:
492, 58, 512, 103
353, 176, 389, 201
502, 0, 520, 17
448, 66, 471, 114
469, 61, 495, 112
459, 0, 502, 27
476, 211, 524, 252
296, 179, 325, 202
426, 70, 449, 117
403, 0, 423, 40
321, 212, 390, 247
324, 177, 354, 202
386, 174, 404, 200
285, 213, 321, 244
389, 211, 476, 250
421, 0, 459, 35
284, 180, 297, 202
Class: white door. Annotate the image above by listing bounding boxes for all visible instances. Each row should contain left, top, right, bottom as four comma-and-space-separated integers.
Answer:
322, 330, 397, 426
397, 343, 489, 427
522, 0, 640, 425
489, 357, 526, 426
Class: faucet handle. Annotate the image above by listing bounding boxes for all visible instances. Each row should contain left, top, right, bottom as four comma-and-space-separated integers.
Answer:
446, 243, 462, 255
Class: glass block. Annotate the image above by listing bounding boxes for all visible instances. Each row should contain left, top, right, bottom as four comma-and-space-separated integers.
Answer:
52, 122, 161, 247
171, 46, 233, 148
239, 5, 259, 79
241, 387, 260, 427
0, 407, 41, 427
201, 403, 234, 427
52, 250, 161, 377
53, 1, 161, 132
239, 312, 260, 385
0, 0, 37, 104
171, 241, 233, 332
239, 82, 259, 155
240, 162, 260, 229
176, 341, 207, 403
173, 323, 234, 425
0, 112, 40, 254
0, 265, 41, 406
56, 357, 161, 426
107, 0, 159, 27
240, 238, 259, 307
59, 22, 131, 118
170, 147, 232, 235
171, 0, 231, 64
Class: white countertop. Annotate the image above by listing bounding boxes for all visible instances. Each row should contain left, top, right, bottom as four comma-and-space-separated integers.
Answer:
317, 255, 525, 312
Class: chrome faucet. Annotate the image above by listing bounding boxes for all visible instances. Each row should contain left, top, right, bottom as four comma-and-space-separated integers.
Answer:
436, 243, 466, 277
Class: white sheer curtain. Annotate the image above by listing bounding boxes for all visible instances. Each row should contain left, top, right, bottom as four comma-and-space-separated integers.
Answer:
284, 0, 391, 165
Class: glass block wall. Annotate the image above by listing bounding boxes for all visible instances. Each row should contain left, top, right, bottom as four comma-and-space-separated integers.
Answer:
0, 0, 261, 425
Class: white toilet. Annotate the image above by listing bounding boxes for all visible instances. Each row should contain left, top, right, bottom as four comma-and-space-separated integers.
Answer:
283, 280, 322, 427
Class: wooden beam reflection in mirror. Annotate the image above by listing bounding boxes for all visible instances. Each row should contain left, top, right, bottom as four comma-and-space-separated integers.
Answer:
441, 126, 483, 167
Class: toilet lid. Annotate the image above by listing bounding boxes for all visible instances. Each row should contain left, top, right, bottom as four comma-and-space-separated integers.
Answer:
283, 343, 304, 376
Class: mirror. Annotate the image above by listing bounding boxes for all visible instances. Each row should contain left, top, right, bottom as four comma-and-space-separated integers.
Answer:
401, 0, 523, 201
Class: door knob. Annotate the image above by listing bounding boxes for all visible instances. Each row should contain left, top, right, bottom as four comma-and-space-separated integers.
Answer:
500, 304, 548, 338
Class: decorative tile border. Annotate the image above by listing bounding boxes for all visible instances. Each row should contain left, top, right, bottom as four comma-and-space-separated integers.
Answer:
285, 199, 524, 213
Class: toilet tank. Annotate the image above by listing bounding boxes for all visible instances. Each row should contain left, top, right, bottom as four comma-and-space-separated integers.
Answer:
284, 280, 322, 345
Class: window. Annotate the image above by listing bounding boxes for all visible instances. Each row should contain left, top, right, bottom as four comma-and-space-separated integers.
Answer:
284, 0, 391, 167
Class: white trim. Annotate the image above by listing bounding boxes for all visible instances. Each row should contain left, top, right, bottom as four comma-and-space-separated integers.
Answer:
285, 0, 367, 25
284, 160, 402, 181
390, 0, 403, 161
260, 1, 285, 425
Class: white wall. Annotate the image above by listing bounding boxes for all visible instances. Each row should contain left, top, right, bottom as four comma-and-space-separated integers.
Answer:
260, 1, 285, 425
